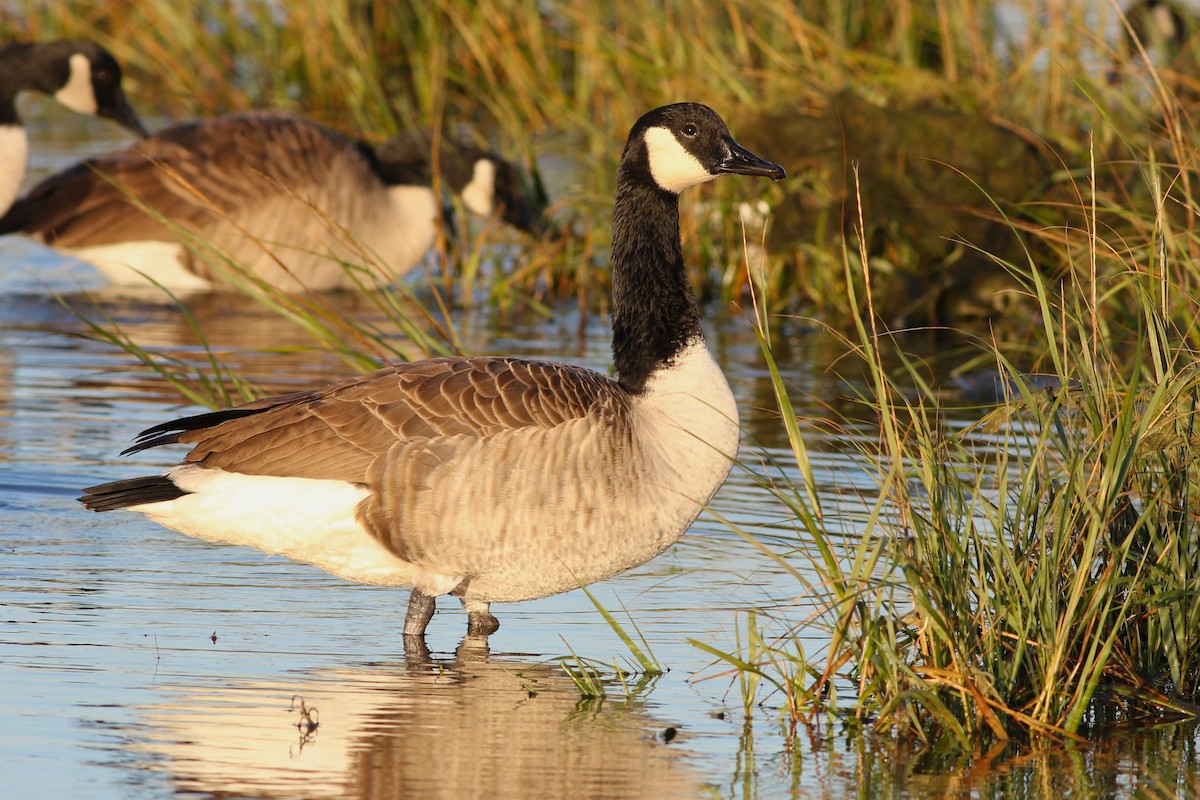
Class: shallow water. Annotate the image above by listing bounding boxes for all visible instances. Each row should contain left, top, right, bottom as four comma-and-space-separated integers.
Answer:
3, 119, 1198, 799
0, 241, 840, 799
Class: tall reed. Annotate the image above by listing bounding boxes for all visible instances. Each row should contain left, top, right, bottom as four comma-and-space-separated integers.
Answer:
8, 0, 1179, 310
708, 120, 1200, 747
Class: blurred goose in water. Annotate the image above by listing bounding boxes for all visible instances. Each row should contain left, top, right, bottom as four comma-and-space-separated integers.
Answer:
0, 110, 545, 291
79, 103, 785, 639
0, 39, 147, 216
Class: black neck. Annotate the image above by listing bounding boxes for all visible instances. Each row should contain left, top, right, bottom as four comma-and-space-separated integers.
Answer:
0, 49, 24, 126
0, 44, 59, 127
609, 173, 702, 394
0, 94, 17, 127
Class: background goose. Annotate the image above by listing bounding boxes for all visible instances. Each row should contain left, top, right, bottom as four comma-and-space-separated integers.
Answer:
0, 39, 148, 216
0, 110, 545, 291
79, 103, 785, 639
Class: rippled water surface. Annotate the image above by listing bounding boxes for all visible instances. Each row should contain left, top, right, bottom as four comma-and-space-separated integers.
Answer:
4, 115, 1198, 799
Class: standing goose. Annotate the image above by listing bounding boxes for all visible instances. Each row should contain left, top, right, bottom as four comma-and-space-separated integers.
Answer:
0, 110, 544, 291
79, 103, 784, 638
0, 40, 147, 216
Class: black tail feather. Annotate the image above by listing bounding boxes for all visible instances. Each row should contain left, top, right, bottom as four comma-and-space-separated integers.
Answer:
121, 407, 268, 455
79, 475, 189, 512
119, 386, 320, 456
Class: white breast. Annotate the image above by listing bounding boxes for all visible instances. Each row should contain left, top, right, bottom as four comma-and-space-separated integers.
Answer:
214, 184, 441, 288
0, 124, 29, 216
633, 337, 740, 507
378, 184, 440, 272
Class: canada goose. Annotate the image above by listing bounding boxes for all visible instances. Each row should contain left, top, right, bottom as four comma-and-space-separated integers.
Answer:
79, 103, 785, 639
0, 39, 147, 216
0, 110, 544, 291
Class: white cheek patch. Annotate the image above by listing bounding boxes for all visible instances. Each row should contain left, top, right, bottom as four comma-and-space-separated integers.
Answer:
53, 53, 98, 115
644, 126, 716, 193
460, 158, 496, 217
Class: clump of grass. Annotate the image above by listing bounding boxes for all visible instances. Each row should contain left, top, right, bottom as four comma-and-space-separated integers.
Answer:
577, 585, 663, 676
706, 125, 1200, 749
547, 584, 664, 700
554, 640, 660, 702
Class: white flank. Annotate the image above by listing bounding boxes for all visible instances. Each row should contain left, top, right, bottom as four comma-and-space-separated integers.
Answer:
460, 158, 496, 217
68, 241, 213, 290
52, 53, 98, 115
644, 127, 717, 193
0, 124, 28, 216
132, 465, 417, 586
634, 336, 740, 506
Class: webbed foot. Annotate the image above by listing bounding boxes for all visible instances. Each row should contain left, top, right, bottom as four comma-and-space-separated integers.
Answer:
466, 610, 500, 637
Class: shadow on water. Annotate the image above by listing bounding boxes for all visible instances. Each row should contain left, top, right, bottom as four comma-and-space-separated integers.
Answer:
120, 639, 702, 800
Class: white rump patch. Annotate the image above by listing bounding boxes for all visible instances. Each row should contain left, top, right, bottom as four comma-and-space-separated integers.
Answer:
644, 127, 717, 193
460, 158, 496, 217
0, 125, 29, 216
132, 465, 416, 586
53, 53, 98, 115
69, 241, 211, 290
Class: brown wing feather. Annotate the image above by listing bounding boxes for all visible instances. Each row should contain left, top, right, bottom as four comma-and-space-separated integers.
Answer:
8, 112, 378, 247
176, 357, 627, 483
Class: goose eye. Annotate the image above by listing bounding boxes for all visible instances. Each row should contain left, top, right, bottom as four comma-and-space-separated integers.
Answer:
93, 68, 112, 84
681, 123, 698, 137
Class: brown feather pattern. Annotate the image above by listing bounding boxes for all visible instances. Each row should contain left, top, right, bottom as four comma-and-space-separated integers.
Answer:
15, 111, 374, 247
5, 111, 446, 289
174, 357, 627, 484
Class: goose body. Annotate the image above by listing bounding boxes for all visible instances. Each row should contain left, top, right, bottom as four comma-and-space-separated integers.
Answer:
0, 40, 147, 216
0, 111, 542, 291
80, 103, 785, 638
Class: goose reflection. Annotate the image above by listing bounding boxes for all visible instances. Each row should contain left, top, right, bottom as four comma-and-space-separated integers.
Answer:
126, 640, 701, 799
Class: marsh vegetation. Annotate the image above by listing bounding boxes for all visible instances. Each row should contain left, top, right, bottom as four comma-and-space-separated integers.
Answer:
6, 0, 1200, 780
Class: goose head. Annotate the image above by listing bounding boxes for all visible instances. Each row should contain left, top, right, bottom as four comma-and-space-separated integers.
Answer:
624, 102, 786, 193
373, 131, 547, 235
452, 147, 548, 236
30, 40, 148, 137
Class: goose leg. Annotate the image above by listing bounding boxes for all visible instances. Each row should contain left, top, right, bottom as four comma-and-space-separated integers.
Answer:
404, 588, 437, 636
463, 598, 500, 637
